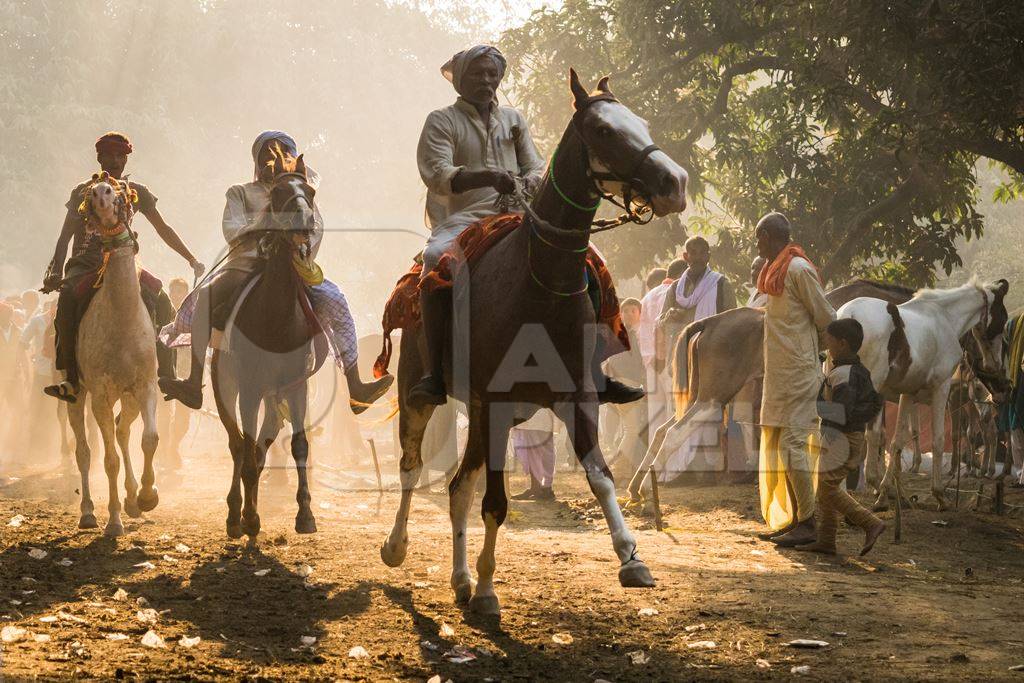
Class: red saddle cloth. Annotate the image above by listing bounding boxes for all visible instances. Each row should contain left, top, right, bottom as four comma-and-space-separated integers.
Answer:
373, 213, 629, 378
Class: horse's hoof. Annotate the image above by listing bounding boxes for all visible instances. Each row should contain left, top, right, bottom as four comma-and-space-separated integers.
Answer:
242, 515, 261, 538
104, 522, 124, 537
124, 499, 142, 519
380, 536, 408, 567
468, 594, 501, 616
934, 495, 949, 512
618, 559, 656, 588
872, 496, 890, 512
452, 577, 475, 605
226, 520, 244, 539
78, 514, 98, 529
909, 466, 921, 475
137, 487, 159, 512
295, 514, 317, 534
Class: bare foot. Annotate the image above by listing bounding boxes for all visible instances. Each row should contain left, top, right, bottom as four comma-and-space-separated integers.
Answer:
860, 521, 886, 557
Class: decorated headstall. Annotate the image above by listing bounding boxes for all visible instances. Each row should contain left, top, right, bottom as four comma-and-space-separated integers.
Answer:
78, 171, 139, 251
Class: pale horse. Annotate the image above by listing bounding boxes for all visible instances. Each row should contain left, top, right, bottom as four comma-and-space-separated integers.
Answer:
839, 280, 1009, 511
69, 176, 161, 536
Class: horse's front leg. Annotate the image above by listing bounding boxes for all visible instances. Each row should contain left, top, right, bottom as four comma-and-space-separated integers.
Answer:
67, 397, 96, 529
448, 404, 486, 606
136, 384, 160, 512
873, 395, 911, 512
91, 395, 124, 537
238, 389, 263, 538
930, 380, 953, 510
115, 396, 142, 518
466, 402, 509, 616
626, 415, 676, 503
284, 388, 316, 534
864, 412, 884, 494
557, 399, 654, 588
381, 398, 435, 567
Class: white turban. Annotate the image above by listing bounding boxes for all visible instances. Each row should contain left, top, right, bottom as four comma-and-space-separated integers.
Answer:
440, 45, 507, 95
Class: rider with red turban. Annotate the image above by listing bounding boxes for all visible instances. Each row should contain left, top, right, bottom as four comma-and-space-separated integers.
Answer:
41, 132, 205, 402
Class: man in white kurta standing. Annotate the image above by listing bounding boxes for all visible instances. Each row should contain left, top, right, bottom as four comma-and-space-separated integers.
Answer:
638, 259, 684, 449
656, 236, 736, 480
409, 45, 642, 407
755, 212, 836, 547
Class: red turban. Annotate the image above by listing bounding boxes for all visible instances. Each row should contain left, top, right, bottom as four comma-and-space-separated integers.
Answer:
95, 132, 133, 156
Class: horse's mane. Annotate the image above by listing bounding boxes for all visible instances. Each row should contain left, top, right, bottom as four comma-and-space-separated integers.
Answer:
911, 278, 985, 302
848, 279, 915, 297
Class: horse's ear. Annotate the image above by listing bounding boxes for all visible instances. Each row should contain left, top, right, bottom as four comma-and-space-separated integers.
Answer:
272, 144, 285, 177
295, 153, 306, 178
569, 68, 589, 110
997, 279, 1009, 296
596, 75, 613, 96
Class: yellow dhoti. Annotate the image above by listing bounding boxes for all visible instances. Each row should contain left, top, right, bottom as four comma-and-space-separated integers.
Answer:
759, 426, 819, 530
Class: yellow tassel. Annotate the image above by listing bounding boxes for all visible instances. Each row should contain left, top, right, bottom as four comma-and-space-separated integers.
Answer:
292, 257, 324, 286
93, 251, 111, 289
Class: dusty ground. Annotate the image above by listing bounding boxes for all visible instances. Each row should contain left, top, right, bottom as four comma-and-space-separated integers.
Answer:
2, 436, 1024, 682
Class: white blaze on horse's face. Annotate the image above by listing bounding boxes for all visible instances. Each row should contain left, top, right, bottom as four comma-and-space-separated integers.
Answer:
585, 101, 688, 217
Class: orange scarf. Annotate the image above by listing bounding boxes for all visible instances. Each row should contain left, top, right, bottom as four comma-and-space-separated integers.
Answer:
757, 244, 819, 296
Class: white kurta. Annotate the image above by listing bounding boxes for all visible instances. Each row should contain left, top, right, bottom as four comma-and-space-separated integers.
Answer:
416, 98, 545, 271
220, 181, 324, 270
760, 257, 836, 429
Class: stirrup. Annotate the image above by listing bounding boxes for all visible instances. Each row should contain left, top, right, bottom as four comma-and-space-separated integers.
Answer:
349, 374, 395, 415
44, 382, 78, 404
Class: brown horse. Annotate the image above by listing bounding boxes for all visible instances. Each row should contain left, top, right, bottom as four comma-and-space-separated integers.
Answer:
380, 71, 688, 615
211, 151, 324, 538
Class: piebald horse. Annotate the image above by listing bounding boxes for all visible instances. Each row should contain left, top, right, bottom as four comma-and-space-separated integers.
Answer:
69, 175, 160, 536
839, 280, 1009, 510
381, 71, 688, 615
628, 280, 915, 501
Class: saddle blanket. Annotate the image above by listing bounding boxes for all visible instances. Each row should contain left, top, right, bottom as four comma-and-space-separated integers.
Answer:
373, 213, 629, 378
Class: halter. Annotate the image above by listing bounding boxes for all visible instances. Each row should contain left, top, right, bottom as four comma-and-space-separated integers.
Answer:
257, 172, 316, 260
514, 95, 665, 296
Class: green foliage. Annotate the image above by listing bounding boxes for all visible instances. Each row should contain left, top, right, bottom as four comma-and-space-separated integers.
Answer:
501, 0, 1024, 287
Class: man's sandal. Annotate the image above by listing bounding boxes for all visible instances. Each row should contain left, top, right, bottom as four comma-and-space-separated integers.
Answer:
43, 382, 78, 404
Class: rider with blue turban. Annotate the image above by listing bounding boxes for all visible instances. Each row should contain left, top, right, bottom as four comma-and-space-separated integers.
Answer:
159, 131, 392, 413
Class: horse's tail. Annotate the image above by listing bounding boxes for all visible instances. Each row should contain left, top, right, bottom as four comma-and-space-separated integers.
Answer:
885, 302, 911, 387
673, 319, 705, 417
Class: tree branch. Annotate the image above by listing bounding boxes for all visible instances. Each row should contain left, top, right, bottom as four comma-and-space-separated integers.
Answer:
680, 55, 788, 149
956, 135, 1024, 175
820, 165, 927, 283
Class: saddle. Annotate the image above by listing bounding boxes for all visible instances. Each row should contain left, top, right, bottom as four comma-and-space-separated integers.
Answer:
221, 270, 329, 380
373, 213, 630, 378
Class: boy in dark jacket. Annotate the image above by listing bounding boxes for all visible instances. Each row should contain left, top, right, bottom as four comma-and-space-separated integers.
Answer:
797, 318, 886, 556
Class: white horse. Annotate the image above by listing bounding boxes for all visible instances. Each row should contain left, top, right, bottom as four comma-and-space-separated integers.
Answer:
838, 280, 1008, 510
69, 175, 161, 536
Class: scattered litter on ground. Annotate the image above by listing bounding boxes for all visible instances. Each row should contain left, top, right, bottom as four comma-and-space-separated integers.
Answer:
140, 630, 165, 648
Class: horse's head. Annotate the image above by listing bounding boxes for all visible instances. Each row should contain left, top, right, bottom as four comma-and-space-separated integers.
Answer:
569, 69, 688, 217
968, 279, 1011, 398
258, 146, 317, 260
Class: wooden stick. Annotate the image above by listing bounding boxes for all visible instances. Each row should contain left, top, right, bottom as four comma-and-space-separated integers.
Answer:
367, 438, 383, 494
893, 448, 903, 543
649, 466, 664, 532
995, 478, 1005, 515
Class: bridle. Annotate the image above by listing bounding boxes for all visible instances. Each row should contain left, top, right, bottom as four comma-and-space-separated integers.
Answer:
257, 172, 316, 259
524, 93, 660, 238
517, 95, 664, 297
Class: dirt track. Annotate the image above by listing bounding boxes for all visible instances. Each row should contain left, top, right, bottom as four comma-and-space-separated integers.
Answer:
2, 441, 1024, 681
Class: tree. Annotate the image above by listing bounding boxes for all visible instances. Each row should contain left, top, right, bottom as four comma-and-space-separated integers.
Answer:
501, 0, 1024, 286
